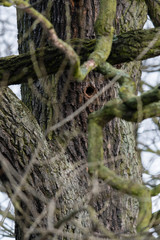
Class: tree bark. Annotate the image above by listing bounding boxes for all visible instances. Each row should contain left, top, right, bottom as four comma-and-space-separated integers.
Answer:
0, 0, 150, 239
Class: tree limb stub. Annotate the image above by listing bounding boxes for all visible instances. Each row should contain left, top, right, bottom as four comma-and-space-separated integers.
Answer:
0, 27, 160, 86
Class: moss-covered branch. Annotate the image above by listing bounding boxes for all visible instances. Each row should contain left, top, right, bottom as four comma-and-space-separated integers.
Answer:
88, 118, 152, 232
98, 62, 136, 101
76, 0, 117, 81
0, 27, 160, 86
1, 0, 116, 82
88, 86, 160, 126
151, 210, 160, 227
88, 84, 160, 232
151, 184, 160, 196
2, 0, 82, 78
97, 166, 152, 232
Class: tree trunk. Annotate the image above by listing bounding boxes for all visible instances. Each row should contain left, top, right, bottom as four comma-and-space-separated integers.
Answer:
15, 0, 148, 239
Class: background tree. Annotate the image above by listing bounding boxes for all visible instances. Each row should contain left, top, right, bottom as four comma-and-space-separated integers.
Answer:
0, 0, 160, 239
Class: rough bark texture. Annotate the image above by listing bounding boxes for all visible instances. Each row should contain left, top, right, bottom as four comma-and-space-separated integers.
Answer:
13, 0, 148, 239
145, 0, 160, 27
0, 88, 56, 239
